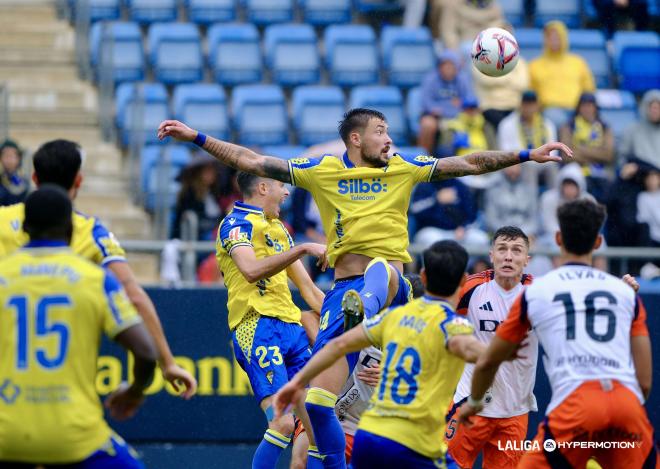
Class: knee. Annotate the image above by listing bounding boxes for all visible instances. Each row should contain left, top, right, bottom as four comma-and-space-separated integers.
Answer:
269, 414, 295, 437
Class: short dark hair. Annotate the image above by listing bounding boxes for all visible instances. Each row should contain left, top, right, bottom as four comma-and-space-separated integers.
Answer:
236, 171, 261, 197
338, 108, 387, 145
492, 226, 530, 248
33, 139, 82, 190
557, 199, 607, 255
423, 240, 469, 296
23, 185, 73, 242
403, 273, 425, 299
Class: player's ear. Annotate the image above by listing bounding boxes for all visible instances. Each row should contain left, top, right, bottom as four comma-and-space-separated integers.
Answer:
555, 231, 562, 248
73, 172, 83, 189
31, 172, 39, 187
420, 268, 427, 289
593, 234, 603, 251
349, 130, 361, 148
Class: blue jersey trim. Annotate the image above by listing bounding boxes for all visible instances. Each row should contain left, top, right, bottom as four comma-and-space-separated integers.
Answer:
91, 220, 112, 257
103, 271, 124, 325
24, 240, 68, 248
397, 153, 438, 168
342, 152, 355, 168
234, 201, 264, 214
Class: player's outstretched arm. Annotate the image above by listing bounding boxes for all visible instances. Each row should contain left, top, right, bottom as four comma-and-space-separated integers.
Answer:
157, 120, 291, 183
287, 260, 326, 313
273, 326, 371, 418
109, 262, 197, 399
431, 142, 573, 181
232, 243, 326, 284
106, 323, 158, 420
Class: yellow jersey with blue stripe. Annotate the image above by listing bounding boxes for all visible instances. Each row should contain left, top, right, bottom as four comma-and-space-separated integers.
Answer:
359, 296, 475, 459
0, 203, 126, 266
287, 152, 438, 266
0, 241, 141, 464
216, 201, 301, 330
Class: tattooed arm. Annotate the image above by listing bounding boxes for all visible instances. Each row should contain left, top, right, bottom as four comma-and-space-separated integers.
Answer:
430, 142, 572, 181
157, 120, 291, 183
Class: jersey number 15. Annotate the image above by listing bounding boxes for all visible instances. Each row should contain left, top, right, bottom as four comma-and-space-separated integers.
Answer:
8, 294, 71, 370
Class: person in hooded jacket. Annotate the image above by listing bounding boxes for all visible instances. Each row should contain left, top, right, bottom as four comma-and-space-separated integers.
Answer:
529, 21, 596, 110
620, 89, 660, 170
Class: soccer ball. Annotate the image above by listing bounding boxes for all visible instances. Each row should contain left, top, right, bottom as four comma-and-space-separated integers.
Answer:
471, 28, 520, 77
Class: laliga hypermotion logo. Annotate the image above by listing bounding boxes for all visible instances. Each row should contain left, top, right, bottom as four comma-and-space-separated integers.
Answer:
473, 32, 518, 71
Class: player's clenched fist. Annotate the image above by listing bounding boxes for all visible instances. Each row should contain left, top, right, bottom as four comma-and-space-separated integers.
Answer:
158, 120, 197, 142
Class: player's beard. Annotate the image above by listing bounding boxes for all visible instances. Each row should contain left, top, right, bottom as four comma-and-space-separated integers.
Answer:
362, 149, 389, 168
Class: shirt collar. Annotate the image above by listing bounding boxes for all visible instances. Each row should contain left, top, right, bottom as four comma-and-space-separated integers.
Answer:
233, 201, 264, 215
24, 240, 69, 249
342, 152, 355, 169
422, 294, 455, 311
563, 262, 591, 267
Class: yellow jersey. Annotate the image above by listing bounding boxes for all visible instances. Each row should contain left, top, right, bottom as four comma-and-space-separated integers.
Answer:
360, 296, 474, 459
288, 152, 438, 266
0, 241, 141, 464
0, 203, 126, 266
216, 201, 301, 330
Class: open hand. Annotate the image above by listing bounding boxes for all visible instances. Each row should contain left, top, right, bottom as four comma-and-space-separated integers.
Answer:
157, 120, 197, 142
162, 363, 198, 399
531, 142, 573, 163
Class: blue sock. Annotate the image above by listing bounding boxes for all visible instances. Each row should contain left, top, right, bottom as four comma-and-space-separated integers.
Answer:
360, 257, 392, 319
305, 388, 346, 469
307, 445, 325, 468
252, 429, 290, 469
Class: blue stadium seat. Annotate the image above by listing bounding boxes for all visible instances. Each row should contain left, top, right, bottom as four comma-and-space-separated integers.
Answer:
300, 0, 351, 25
612, 31, 660, 65
208, 23, 262, 86
381, 26, 435, 89
173, 84, 229, 141
115, 82, 170, 147
499, 0, 525, 26
354, 0, 403, 13
406, 87, 422, 137
325, 25, 379, 87
148, 23, 203, 85
570, 29, 610, 87
245, 0, 294, 26
618, 46, 660, 93
595, 89, 636, 110
141, 145, 192, 211
515, 28, 544, 61
350, 86, 407, 144
534, 0, 580, 28
185, 0, 237, 24
73, 0, 121, 22
264, 24, 320, 87
232, 85, 288, 146
396, 146, 428, 158
90, 22, 145, 84
292, 86, 345, 146
127, 0, 178, 24
262, 145, 307, 159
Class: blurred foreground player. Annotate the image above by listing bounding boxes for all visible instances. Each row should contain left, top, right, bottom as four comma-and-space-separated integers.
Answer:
275, 241, 507, 469
0, 140, 196, 397
459, 199, 658, 468
0, 186, 158, 467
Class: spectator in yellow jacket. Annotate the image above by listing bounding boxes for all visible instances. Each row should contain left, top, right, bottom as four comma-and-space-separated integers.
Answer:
529, 21, 595, 110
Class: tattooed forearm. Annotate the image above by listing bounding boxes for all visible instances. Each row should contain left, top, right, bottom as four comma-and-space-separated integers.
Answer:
261, 158, 292, 183
432, 151, 519, 180
202, 136, 291, 183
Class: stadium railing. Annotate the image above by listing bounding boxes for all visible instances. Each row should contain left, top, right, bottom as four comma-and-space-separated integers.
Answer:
120, 239, 660, 285
0, 83, 8, 143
